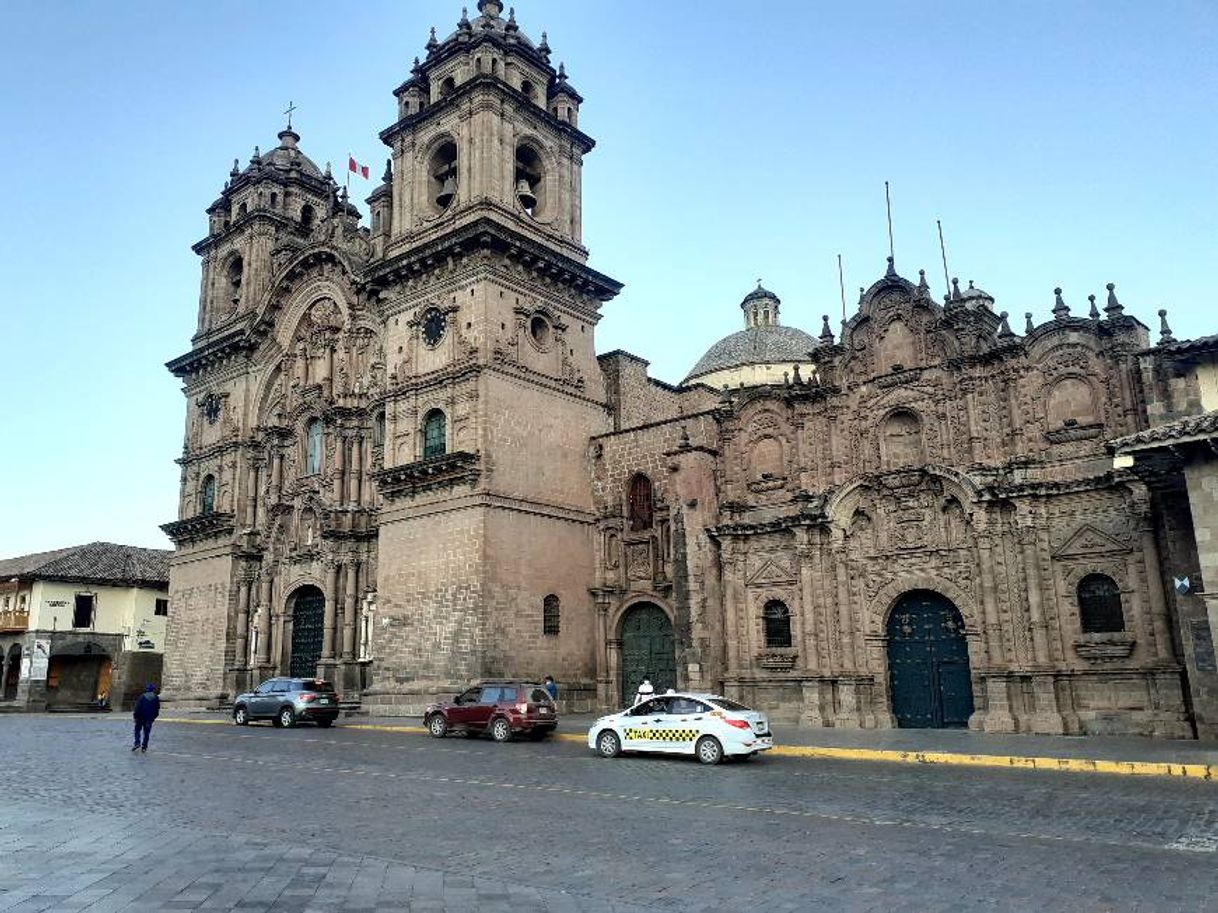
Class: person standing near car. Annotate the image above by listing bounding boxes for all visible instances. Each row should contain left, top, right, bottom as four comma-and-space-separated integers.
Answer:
544, 675, 558, 701
634, 676, 654, 706
131, 684, 160, 753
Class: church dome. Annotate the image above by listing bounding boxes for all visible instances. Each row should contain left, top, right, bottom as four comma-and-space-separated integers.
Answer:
247, 129, 324, 180
684, 284, 818, 387
442, 1, 538, 50
685, 325, 819, 385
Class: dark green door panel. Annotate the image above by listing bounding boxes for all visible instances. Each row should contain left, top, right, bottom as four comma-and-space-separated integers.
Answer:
620, 603, 676, 707
886, 591, 974, 729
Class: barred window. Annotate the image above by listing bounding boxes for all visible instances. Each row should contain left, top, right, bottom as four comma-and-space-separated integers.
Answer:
423, 410, 447, 459
305, 419, 324, 475
200, 475, 217, 516
628, 473, 654, 531
763, 600, 792, 649
543, 594, 560, 636
1078, 574, 1124, 633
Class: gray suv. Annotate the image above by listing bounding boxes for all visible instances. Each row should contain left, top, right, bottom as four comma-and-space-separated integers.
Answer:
233, 678, 339, 728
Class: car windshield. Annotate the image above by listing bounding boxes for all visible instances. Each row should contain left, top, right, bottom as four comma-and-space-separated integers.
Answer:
709, 697, 753, 713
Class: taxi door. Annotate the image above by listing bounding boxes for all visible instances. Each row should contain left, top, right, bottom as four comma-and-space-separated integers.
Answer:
621, 697, 669, 751
649, 696, 708, 753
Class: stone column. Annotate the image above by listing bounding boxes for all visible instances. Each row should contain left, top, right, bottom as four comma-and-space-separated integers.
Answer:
256, 572, 273, 666
832, 541, 855, 672
322, 562, 338, 660
350, 436, 363, 507
271, 450, 283, 504
235, 577, 251, 670
594, 597, 610, 704
976, 532, 1005, 666
795, 535, 821, 673
342, 560, 358, 661
1139, 522, 1175, 662
721, 540, 743, 676
243, 463, 257, 528
332, 436, 345, 504
1018, 519, 1051, 665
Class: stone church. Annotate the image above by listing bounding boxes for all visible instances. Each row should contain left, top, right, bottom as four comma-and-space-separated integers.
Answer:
162, 0, 1216, 737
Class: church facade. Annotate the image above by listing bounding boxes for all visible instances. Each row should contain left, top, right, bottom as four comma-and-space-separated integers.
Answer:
162, 0, 1215, 737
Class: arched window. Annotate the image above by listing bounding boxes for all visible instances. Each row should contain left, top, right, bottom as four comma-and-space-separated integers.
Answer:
305, 419, 323, 475
763, 600, 792, 649
543, 594, 560, 636
200, 475, 216, 516
237, 202, 247, 218
423, 409, 446, 459
300, 204, 315, 231
1047, 377, 1098, 428
1078, 574, 1124, 633
373, 410, 386, 447
440, 76, 456, 98
522, 80, 537, 102
627, 473, 654, 532
226, 255, 244, 296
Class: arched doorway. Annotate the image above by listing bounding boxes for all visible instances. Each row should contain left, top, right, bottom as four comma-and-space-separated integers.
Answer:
620, 602, 676, 706
289, 586, 325, 678
886, 590, 974, 728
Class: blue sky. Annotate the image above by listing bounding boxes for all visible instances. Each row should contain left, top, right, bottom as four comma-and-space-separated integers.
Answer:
0, 1, 1214, 557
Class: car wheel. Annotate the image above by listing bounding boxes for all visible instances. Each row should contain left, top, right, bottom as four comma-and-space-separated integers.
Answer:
316, 719, 334, 729
490, 717, 513, 742
233, 705, 249, 726
427, 714, 449, 738
596, 730, 622, 758
278, 707, 296, 729
695, 735, 724, 765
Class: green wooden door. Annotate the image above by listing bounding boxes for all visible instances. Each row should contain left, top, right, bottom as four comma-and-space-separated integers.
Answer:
886, 591, 974, 728
620, 603, 676, 706
290, 587, 325, 678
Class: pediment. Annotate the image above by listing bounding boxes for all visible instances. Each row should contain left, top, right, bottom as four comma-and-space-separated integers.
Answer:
1054, 524, 1129, 558
746, 556, 798, 587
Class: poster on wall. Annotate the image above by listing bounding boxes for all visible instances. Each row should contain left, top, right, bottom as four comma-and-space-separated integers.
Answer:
29, 639, 50, 679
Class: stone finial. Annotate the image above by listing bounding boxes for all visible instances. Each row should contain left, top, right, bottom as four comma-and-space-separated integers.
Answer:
859, 286, 866, 305
820, 314, 835, 343
324, 161, 332, 179
230, 158, 240, 177
1052, 287, 1070, 320
412, 56, 421, 73
250, 146, 261, 166
885, 255, 897, 278
951, 277, 962, 301
1025, 312, 1035, 334
539, 31, 551, 59
477, 0, 503, 18
1158, 309, 1176, 345
1104, 282, 1125, 318
558, 62, 569, 83
792, 364, 803, 384
783, 371, 790, 387
426, 27, 438, 51
917, 269, 929, 291
1088, 294, 1100, 320
459, 8, 471, 30
506, 7, 518, 32
382, 158, 393, 183
997, 311, 1015, 339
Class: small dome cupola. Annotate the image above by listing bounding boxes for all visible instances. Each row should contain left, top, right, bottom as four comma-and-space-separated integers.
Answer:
742, 282, 781, 328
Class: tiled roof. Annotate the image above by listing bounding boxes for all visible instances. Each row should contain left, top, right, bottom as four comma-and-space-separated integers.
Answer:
1110, 410, 1218, 451
0, 542, 171, 587
1153, 334, 1218, 357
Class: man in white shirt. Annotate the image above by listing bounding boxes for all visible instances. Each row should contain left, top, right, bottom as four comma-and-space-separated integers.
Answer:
634, 676, 654, 705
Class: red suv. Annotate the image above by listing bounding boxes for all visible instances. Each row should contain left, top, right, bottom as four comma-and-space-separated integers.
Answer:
424, 681, 557, 742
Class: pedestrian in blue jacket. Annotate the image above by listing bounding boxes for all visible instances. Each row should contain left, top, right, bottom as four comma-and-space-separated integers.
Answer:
131, 684, 160, 753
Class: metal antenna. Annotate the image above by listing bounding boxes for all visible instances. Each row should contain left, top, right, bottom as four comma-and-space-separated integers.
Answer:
937, 219, 951, 297
837, 254, 847, 324
885, 181, 895, 263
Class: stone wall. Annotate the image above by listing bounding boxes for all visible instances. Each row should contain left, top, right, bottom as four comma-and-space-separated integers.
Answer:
162, 546, 234, 706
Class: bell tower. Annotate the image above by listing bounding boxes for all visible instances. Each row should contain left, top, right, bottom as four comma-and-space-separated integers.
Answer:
363, 1, 622, 712
379, 0, 590, 262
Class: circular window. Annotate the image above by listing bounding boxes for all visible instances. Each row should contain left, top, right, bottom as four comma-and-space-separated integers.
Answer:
422, 309, 447, 347
529, 314, 552, 349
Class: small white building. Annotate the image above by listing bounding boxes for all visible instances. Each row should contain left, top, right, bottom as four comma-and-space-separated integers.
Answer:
0, 542, 171, 711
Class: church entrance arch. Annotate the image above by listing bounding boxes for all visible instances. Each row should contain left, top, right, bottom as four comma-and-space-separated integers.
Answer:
886, 590, 974, 728
619, 602, 676, 706
288, 586, 325, 678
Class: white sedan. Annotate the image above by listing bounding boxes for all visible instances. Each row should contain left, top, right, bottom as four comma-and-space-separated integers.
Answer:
587, 693, 772, 764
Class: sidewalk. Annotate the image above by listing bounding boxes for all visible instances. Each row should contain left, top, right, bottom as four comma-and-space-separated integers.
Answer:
152, 708, 1218, 780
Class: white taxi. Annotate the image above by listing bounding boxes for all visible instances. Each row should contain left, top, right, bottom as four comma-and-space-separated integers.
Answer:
587, 693, 772, 764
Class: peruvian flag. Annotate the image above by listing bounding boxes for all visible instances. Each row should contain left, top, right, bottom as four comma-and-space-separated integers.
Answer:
348, 155, 370, 179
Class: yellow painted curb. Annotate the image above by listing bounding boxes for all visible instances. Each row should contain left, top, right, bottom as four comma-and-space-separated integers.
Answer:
157, 717, 1218, 780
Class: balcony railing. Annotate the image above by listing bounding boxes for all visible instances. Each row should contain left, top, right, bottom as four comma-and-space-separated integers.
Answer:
0, 609, 29, 633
